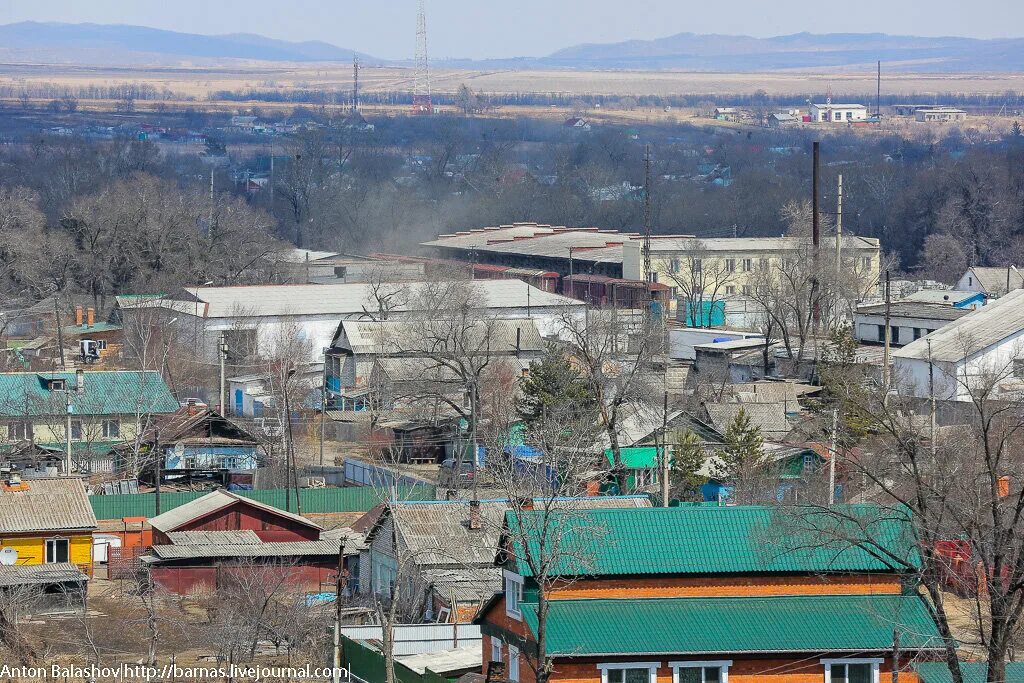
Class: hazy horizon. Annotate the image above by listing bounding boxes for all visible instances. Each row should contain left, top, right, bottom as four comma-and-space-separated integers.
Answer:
0, 0, 1020, 60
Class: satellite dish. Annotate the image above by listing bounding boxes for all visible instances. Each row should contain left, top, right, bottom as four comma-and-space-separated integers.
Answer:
0, 547, 18, 565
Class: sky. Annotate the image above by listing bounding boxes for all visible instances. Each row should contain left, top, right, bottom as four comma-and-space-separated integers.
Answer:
0, 0, 1020, 60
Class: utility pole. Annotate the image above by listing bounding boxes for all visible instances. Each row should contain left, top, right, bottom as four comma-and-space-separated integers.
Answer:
660, 390, 670, 508
829, 408, 838, 505
643, 145, 653, 285
154, 428, 161, 515
208, 167, 214, 234
927, 338, 936, 466
333, 537, 347, 683
812, 141, 821, 331
53, 296, 66, 370
835, 174, 843, 280
877, 61, 882, 119
352, 56, 360, 112
218, 334, 228, 415
320, 348, 328, 468
883, 270, 892, 390
891, 627, 901, 683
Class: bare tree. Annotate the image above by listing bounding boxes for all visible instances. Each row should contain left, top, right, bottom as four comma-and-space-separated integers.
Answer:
663, 240, 731, 328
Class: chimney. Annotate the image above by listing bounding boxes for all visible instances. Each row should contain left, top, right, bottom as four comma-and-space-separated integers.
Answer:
75, 368, 84, 394
186, 398, 199, 417
515, 496, 534, 511
86, 307, 95, 328
999, 476, 1010, 498
75, 305, 83, 327
468, 500, 481, 531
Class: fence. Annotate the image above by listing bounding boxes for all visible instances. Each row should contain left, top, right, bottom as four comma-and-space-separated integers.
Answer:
344, 458, 434, 489
89, 483, 437, 521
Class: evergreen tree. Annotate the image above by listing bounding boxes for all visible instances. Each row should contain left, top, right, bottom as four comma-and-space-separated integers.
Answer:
712, 407, 764, 487
518, 345, 598, 426
670, 429, 708, 501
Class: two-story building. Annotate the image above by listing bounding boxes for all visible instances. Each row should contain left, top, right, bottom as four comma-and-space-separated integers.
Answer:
0, 370, 180, 473
476, 505, 943, 683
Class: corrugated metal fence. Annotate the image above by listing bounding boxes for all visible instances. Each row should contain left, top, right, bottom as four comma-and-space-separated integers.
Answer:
90, 484, 437, 521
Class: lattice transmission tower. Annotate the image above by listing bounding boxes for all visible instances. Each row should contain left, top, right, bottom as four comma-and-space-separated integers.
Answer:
412, 0, 432, 115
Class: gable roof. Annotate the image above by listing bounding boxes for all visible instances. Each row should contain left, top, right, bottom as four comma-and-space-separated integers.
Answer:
522, 594, 941, 657
334, 318, 544, 356
148, 489, 322, 534
894, 288, 1024, 363
0, 371, 179, 418
0, 562, 89, 588
855, 302, 969, 322
0, 477, 97, 534
705, 402, 792, 439
505, 505, 919, 578
914, 663, 1024, 683
964, 266, 1024, 295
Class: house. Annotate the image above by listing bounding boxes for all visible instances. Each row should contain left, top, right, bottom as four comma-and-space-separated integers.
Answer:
713, 108, 739, 121
893, 289, 1024, 400
0, 475, 97, 576
704, 401, 793, 440
915, 108, 967, 122
902, 290, 986, 310
361, 497, 651, 622
957, 266, 1024, 297
117, 280, 582, 365
767, 112, 797, 127
809, 103, 868, 123
564, 117, 591, 131
227, 374, 276, 418
476, 505, 943, 683
145, 489, 350, 593
133, 406, 263, 487
0, 370, 180, 474
854, 302, 970, 346
913, 662, 1024, 683
694, 338, 775, 383
698, 444, 827, 503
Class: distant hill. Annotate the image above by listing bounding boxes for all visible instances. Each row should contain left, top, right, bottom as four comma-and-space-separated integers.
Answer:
0, 22, 377, 65
544, 32, 1024, 72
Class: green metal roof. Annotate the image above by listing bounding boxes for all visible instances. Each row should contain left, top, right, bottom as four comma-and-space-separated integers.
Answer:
913, 663, 1024, 683
62, 322, 123, 334
0, 371, 179, 417
522, 594, 943, 656
506, 504, 919, 578
604, 447, 662, 469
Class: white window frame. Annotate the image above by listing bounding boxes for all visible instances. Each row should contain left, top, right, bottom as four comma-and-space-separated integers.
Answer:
503, 569, 524, 620
102, 419, 120, 438
598, 662, 660, 683
821, 657, 883, 683
491, 637, 502, 664
45, 537, 70, 564
670, 660, 733, 683
508, 645, 520, 682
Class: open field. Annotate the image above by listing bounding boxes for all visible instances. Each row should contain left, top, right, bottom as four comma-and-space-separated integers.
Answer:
3, 61, 1024, 99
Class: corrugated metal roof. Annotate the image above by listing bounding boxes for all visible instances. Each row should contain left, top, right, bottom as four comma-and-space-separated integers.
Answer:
421, 567, 503, 603
165, 530, 261, 545
646, 235, 879, 253
0, 370, 179, 418
128, 280, 581, 318
0, 477, 97, 533
336, 319, 544, 356
148, 539, 345, 560
396, 647, 481, 675
507, 505, 919, 578
894, 288, 1024, 363
148, 489, 322, 533
914, 663, 1024, 683
522, 594, 942, 656
0, 562, 89, 587
705, 402, 792, 438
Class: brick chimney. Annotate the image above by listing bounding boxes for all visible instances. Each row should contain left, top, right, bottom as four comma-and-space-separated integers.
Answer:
468, 499, 481, 531
75, 305, 83, 327
86, 307, 95, 328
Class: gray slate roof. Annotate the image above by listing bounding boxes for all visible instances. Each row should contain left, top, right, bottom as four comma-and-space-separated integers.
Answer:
335, 318, 545, 356
0, 477, 97, 534
165, 530, 262, 545
0, 562, 89, 587
894, 289, 1024, 363
856, 302, 969, 322
966, 266, 1024, 295
149, 489, 322, 533
705, 402, 793, 439
421, 567, 504, 603
148, 539, 346, 560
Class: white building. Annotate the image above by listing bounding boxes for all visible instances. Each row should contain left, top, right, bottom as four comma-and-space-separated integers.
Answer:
809, 103, 868, 123
854, 302, 970, 347
957, 266, 1024, 297
893, 289, 1024, 401
915, 108, 967, 122
117, 280, 583, 364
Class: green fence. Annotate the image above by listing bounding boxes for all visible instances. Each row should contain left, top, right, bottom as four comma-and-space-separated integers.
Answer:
90, 484, 437, 521
341, 637, 457, 683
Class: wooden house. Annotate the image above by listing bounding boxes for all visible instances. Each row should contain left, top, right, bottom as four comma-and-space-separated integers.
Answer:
475, 505, 943, 683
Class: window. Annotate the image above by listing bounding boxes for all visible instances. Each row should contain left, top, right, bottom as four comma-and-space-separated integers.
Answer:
333, 266, 348, 278
599, 663, 659, 683
670, 287, 678, 298
102, 419, 120, 438
373, 554, 398, 597
862, 257, 872, 270
1014, 359, 1024, 380
220, 456, 240, 470
490, 638, 502, 664
742, 258, 752, 272
508, 645, 520, 682
671, 662, 732, 683
890, 326, 900, 345
670, 258, 681, 273
969, 276, 974, 286
7, 422, 32, 441
913, 328, 923, 341
759, 258, 769, 271
96, 339, 108, 351
504, 571, 524, 619
70, 420, 83, 440
725, 286, 736, 295
742, 285, 752, 296
725, 259, 736, 273
49, 379, 66, 391
693, 259, 702, 273
877, 325, 886, 343
822, 659, 881, 683
45, 538, 69, 564
632, 468, 658, 488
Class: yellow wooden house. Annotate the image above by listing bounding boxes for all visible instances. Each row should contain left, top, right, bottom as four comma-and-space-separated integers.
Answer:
0, 475, 97, 576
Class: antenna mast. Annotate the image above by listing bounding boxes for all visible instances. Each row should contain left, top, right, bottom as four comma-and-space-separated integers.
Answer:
352, 56, 360, 112
412, 0, 432, 115
643, 145, 652, 283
